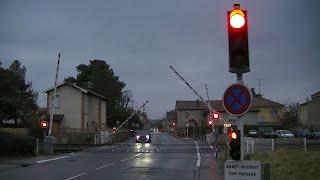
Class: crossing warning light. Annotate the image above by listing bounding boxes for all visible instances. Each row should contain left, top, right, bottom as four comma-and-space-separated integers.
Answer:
212, 112, 220, 119
40, 120, 48, 129
229, 130, 241, 160
227, 4, 250, 74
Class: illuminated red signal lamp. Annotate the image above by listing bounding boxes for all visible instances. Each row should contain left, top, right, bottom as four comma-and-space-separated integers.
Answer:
229, 9, 246, 29
40, 120, 48, 129
212, 112, 220, 119
231, 131, 237, 139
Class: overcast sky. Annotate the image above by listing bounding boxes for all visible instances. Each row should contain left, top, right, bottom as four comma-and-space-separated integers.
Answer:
1, 0, 319, 119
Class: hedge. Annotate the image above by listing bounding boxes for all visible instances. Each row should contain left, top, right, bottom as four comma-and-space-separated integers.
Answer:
0, 131, 36, 155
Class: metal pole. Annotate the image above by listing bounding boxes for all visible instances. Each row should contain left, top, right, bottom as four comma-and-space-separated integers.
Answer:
251, 139, 254, 154
49, 53, 61, 136
186, 126, 189, 138
236, 73, 245, 160
272, 138, 275, 151
246, 139, 249, 154
304, 137, 307, 153
193, 126, 195, 139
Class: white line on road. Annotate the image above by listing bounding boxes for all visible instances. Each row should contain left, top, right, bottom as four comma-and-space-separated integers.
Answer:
95, 145, 115, 152
36, 155, 71, 164
194, 142, 201, 167
64, 172, 87, 180
121, 153, 142, 162
95, 162, 116, 170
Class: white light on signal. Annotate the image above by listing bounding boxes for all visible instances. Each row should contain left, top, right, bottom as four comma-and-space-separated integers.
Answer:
230, 13, 245, 29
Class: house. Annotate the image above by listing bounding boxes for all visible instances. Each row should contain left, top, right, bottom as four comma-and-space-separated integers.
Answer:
44, 82, 107, 140
298, 91, 320, 129
174, 94, 283, 136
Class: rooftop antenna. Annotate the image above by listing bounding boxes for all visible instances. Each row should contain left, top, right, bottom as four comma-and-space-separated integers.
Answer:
257, 79, 263, 95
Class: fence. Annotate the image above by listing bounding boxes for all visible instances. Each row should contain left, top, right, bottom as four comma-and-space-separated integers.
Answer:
244, 137, 320, 155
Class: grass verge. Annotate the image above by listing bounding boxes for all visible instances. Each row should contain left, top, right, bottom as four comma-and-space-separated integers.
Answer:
250, 148, 320, 180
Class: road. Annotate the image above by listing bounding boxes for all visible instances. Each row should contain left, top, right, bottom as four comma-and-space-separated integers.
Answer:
0, 132, 221, 180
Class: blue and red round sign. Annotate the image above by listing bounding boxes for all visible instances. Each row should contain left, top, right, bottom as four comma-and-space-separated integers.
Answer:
223, 83, 252, 116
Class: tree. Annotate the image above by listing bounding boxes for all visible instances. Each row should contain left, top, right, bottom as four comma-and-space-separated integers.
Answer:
65, 60, 133, 127
281, 103, 299, 130
0, 60, 38, 127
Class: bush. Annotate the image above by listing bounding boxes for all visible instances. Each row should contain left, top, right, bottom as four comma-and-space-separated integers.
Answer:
0, 131, 36, 155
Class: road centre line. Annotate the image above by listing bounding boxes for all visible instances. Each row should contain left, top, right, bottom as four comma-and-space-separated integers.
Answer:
121, 153, 142, 162
95, 162, 116, 170
64, 172, 87, 180
36, 155, 71, 164
194, 142, 201, 167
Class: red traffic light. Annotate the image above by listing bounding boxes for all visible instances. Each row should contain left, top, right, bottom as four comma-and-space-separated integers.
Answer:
212, 112, 220, 119
231, 132, 237, 139
229, 10, 245, 29
40, 120, 48, 128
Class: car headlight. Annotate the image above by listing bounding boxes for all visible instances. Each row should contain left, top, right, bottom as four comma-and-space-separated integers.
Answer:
146, 135, 150, 139
136, 135, 140, 139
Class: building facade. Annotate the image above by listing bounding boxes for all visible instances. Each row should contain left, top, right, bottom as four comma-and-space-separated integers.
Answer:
45, 82, 107, 139
299, 91, 320, 129
174, 96, 283, 136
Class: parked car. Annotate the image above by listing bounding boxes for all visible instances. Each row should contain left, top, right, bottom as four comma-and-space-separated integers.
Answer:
292, 128, 313, 138
248, 129, 257, 137
313, 130, 320, 138
258, 127, 275, 138
274, 130, 295, 138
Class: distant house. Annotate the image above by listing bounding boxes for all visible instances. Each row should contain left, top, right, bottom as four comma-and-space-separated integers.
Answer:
299, 91, 320, 129
44, 82, 107, 139
174, 95, 283, 136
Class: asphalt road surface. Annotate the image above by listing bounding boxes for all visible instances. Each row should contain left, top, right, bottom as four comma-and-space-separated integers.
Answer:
0, 132, 220, 180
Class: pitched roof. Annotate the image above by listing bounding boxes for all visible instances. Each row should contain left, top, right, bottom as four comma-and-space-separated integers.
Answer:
44, 82, 107, 100
311, 91, 320, 98
175, 97, 283, 111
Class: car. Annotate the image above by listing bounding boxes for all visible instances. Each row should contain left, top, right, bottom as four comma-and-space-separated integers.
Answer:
136, 131, 151, 143
248, 129, 257, 137
292, 128, 313, 138
258, 127, 275, 138
313, 131, 320, 138
274, 130, 295, 138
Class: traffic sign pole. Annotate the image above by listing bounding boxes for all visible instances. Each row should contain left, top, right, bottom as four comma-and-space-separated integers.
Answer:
237, 73, 244, 160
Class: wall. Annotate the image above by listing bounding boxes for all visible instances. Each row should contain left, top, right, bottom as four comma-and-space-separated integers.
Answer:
47, 85, 82, 128
257, 107, 282, 125
88, 95, 99, 129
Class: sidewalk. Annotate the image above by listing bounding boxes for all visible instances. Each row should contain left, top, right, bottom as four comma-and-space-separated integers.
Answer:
0, 155, 55, 171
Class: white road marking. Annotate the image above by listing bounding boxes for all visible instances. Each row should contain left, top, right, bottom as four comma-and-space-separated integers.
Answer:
194, 142, 201, 167
36, 155, 71, 164
121, 153, 142, 162
95, 162, 116, 170
95, 145, 115, 152
64, 172, 87, 180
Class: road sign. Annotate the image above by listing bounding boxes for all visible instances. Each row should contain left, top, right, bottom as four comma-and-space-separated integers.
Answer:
225, 160, 263, 180
40, 120, 48, 129
223, 83, 252, 116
